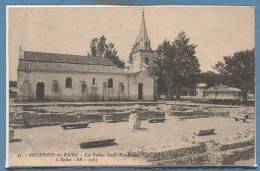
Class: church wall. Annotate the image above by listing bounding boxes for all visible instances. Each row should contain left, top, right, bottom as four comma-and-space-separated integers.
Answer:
17, 71, 129, 101
128, 72, 154, 101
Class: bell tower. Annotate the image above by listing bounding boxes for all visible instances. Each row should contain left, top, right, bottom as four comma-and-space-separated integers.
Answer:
127, 9, 155, 72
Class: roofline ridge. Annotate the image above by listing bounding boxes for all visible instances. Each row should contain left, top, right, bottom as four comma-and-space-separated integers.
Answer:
19, 59, 115, 66
24, 50, 88, 58
22, 50, 117, 66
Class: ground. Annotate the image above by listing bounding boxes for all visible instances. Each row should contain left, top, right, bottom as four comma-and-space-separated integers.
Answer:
8, 102, 256, 167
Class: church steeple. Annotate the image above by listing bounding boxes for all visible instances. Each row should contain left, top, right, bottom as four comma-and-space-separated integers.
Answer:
127, 9, 155, 72
132, 9, 151, 51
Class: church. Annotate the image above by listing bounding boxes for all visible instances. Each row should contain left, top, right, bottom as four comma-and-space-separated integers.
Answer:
17, 11, 157, 102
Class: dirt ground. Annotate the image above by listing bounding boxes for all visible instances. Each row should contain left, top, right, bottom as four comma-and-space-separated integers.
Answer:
8, 116, 255, 167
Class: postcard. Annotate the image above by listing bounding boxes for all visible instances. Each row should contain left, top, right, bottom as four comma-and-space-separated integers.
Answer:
7, 6, 255, 167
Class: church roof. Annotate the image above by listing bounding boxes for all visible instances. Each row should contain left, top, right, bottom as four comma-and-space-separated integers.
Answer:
18, 60, 126, 74
18, 51, 126, 74
23, 51, 114, 66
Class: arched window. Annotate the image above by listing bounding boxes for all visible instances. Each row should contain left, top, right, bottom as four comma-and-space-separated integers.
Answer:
108, 78, 113, 88
92, 77, 95, 85
145, 57, 149, 65
65, 77, 72, 88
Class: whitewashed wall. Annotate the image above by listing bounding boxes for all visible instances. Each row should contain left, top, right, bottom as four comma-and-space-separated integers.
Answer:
205, 91, 240, 100
128, 71, 154, 101
17, 71, 129, 101
17, 70, 155, 101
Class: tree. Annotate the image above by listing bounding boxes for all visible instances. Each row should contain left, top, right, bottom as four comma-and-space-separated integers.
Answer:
197, 71, 224, 88
89, 35, 125, 68
214, 49, 255, 103
149, 40, 173, 97
150, 31, 200, 100
171, 31, 200, 99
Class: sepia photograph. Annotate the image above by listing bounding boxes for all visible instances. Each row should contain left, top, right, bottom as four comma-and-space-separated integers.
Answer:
7, 6, 255, 167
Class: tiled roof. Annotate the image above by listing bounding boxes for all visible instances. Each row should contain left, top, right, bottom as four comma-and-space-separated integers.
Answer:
23, 51, 114, 66
205, 84, 241, 92
18, 60, 126, 74
18, 51, 126, 74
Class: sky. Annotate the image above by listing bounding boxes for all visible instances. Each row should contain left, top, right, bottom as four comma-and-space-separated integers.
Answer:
8, 6, 255, 80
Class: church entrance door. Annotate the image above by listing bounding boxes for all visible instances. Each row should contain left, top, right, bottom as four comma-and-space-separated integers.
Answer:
36, 82, 45, 101
138, 83, 143, 100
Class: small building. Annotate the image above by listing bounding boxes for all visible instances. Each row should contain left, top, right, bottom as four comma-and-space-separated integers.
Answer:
204, 84, 241, 100
196, 83, 207, 97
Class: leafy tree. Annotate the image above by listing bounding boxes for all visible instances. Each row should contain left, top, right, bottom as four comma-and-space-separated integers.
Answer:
172, 32, 200, 99
150, 31, 200, 100
149, 40, 173, 96
197, 71, 224, 88
128, 48, 134, 64
214, 49, 255, 103
89, 35, 125, 68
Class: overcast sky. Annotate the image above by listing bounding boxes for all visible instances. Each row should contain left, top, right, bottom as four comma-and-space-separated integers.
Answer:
8, 6, 255, 80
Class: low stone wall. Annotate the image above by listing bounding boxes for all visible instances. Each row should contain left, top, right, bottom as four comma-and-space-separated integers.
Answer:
154, 153, 209, 166
143, 144, 206, 162
125, 137, 255, 166
219, 138, 254, 151
138, 111, 165, 120
222, 146, 255, 165
209, 145, 255, 165
126, 143, 206, 162
170, 110, 229, 119
20, 110, 165, 128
